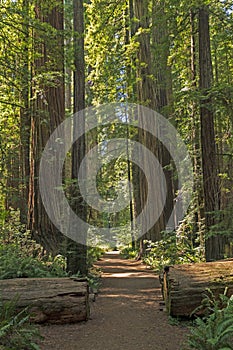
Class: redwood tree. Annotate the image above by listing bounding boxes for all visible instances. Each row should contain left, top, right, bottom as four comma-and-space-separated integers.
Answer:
28, 0, 65, 254
198, 6, 224, 261
66, 0, 87, 275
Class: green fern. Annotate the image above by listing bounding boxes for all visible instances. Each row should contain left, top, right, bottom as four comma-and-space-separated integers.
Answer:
0, 296, 42, 350
187, 290, 233, 350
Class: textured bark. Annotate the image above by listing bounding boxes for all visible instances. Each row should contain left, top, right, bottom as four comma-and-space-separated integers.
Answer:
161, 259, 233, 317
198, 7, 224, 261
67, 0, 87, 276
134, 0, 165, 244
126, 0, 141, 249
152, 0, 175, 229
0, 278, 89, 324
124, 2, 136, 247
190, 10, 204, 248
28, 1, 65, 254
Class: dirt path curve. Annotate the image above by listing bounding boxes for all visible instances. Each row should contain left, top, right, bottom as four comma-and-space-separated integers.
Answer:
40, 252, 188, 350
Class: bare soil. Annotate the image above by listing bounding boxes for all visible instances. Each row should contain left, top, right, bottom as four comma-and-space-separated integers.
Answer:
39, 252, 189, 350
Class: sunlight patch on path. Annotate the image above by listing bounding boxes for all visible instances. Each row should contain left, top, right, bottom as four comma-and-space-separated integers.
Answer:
105, 272, 155, 278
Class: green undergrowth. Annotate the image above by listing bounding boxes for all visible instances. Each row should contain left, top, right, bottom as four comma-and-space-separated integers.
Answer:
181, 289, 233, 350
143, 231, 203, 272
0, 243, 105, 280
0, 210, 67, 279
120, 231, 203, 271
0, 210, 106, 280
87, 246, 104, 292
120, 246, 139, 259
0, 296, 42, 350
87, 246, 105, 269
0, 244, 67, 279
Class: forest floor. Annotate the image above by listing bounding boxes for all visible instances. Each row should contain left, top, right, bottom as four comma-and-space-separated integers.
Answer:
39, 252, 189, 350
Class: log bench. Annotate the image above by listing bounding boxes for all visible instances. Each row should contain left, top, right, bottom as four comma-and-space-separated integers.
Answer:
161, 259, 233, 317
0, 277, 89, 324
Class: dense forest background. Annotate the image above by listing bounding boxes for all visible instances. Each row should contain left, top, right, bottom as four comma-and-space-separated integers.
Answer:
0, 0, 233, 275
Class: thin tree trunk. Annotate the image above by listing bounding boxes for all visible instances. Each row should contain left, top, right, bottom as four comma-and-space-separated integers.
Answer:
124, 3, 136, 248
19, 0, 31, 224
190, 9, 204, 250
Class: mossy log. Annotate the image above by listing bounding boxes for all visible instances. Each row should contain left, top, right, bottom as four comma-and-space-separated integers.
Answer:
0, 277, 89, 324
161, 259, 233, 317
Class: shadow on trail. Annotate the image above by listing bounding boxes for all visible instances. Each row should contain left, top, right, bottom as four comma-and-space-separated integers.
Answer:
97, 252, 151, 274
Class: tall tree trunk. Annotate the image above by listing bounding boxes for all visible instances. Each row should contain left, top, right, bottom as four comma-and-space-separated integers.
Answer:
133, 0, 165, 248
190, 10, 204, 251
28, 0, 65, 254
127, 0, 141, 249
66, 0, 87, 276
151, 0, 175, 229
124, 0, 136, 248
198, 6, 224, 261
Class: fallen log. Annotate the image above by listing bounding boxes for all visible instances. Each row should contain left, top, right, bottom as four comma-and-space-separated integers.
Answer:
0, 277, 89, 324
161, 259, 233, 317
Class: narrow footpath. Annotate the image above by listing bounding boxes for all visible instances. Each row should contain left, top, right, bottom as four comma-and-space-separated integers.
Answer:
40, 252, 188, 350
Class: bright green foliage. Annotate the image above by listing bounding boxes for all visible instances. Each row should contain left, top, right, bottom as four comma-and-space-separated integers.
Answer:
85, 0, 130, 105
0, 245, 67, 279
187, 290, 233, 350
87, 269, 102, 295
0, 211, 67, 279
87, 246, 105, 269
143, 231, 202, 272
208, 203, 233, 240
84, 122, 136, 242
120, 246, 138, 259
0, 210, 107, 279
0, 296, 42, 350
0, 0, 31, 209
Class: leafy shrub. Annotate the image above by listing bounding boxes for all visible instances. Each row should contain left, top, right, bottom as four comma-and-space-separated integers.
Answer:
86, 247, 104, 293
0, 210, 67, 279
87, 246, 105, 268
120, 246, 138, 259
0, 296, 42, 350
0, 244, 67, 279
143, 231, 202, 272
87, 268, 102, 294
187, 289, 233, 350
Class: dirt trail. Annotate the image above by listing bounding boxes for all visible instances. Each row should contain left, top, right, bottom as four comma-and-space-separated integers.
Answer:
40, 252, 188, 350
